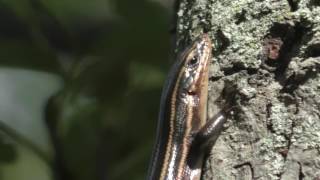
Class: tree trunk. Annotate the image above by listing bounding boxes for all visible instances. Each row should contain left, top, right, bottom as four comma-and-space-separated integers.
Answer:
175, 0, 320, 179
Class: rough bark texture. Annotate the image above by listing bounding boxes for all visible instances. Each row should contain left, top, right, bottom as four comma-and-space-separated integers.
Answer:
176, 0, 320, 179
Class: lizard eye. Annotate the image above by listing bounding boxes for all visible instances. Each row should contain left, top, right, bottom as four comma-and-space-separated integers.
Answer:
188, 56, 199, 67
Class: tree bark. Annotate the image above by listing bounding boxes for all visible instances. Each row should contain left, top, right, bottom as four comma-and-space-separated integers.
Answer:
175, 0, 320, 179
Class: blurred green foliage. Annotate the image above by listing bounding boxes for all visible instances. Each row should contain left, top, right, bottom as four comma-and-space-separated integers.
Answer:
0, 0, 171, 179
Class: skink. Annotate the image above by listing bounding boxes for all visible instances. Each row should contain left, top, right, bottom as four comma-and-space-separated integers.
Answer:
147, 34, 229, 180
